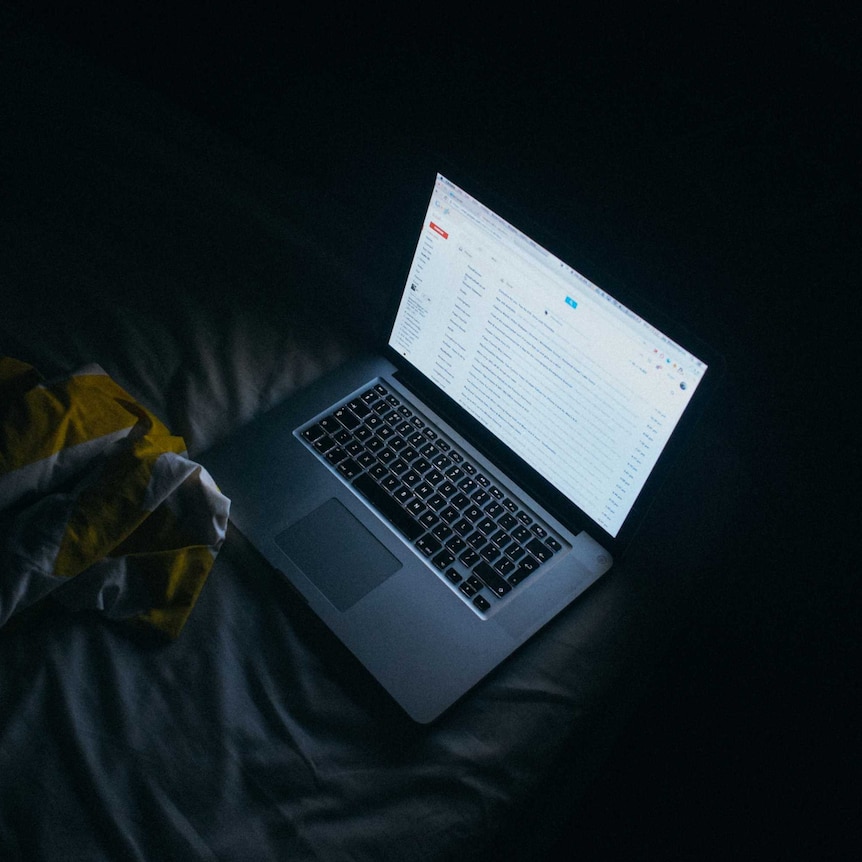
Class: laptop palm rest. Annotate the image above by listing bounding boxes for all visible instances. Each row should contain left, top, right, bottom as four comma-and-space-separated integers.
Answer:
275, 498, 402, 612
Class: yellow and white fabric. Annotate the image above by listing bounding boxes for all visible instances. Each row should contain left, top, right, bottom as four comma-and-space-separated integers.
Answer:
0, 357, 230, 638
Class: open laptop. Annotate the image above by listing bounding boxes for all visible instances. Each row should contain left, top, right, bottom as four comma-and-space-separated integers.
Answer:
198, 169, 721, 723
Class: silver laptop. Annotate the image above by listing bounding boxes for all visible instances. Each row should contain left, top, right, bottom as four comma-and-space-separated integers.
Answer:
199, 170, 721, 722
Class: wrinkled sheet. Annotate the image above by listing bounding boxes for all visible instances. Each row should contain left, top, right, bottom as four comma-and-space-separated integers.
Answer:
0, 13, 740, 861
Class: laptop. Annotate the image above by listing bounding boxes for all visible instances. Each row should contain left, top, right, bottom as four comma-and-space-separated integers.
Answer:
198, 169, 721, 723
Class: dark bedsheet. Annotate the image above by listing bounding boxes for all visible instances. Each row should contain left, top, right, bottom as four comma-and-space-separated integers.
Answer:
0, 8, 764, 861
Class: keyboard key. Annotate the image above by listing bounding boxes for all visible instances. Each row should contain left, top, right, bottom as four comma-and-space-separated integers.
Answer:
416, 535, 442, 557
348, 398, 371, 417
517, 555, 540, 576
459, 579, 479, 598
431, 523, 453, 541
406, 498, 426, 517
325, 448, 347, 465
368, 462, 388, 480
525, 537, 554, 562
473, 594, 490, 612
445, 535, 467, 554
414, 481, 434, 499
357, 451, 376, 468
319, 416, 341, 434
334, 407, 360, 429
440, 505, 460, 524
485, 502, 504, 519
474, 562, 512, 598
490, 529, 513, 550
453, 518, 473, 537
352, 473, 423, 541
512, 525, 531, 543
313, 434, 335, 453
464, 504, 483, 522
498, 512, 517, 531
427, 493, 447, 511
459, 548, 480, 567
476, 516, 496, 535
494, 557, 516, 577
459, 478, 478, 495
431, 549, 455, 570
450, 492, 470, 509
467, 531, 488, 550
506, 544, 526, 562
507, 565, 533, 587
393, 485, 413, 505
337, 458, 361, 479
302, 423, 325, 442
480, 544, 502, 563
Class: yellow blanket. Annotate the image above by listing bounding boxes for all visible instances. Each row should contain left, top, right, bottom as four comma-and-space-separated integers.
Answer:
0, 357, 230, 638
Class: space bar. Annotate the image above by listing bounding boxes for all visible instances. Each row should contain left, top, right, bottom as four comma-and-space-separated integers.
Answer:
352, 473, 423, 541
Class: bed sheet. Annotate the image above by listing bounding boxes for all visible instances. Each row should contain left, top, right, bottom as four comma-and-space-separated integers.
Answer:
0, 13, 741, 861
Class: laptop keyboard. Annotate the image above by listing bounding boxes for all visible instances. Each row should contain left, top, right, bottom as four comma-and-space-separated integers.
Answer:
299, 381, 565, 615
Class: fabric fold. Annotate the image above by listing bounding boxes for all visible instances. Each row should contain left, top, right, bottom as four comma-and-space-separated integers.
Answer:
0, 357, 230, 637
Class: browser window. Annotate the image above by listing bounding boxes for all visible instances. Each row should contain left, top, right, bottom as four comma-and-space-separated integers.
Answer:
390, 174, 707, 536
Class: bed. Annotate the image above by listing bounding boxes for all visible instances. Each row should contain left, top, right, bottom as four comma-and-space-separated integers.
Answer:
0, 10, 745, 860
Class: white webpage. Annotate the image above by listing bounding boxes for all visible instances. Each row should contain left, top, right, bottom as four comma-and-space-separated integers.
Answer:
389, 174, 707, 537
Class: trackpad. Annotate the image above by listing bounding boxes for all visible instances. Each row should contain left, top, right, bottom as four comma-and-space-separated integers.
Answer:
275, 498, 402, 611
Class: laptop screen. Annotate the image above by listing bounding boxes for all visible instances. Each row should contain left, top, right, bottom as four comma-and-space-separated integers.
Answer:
388, 174, 708, 538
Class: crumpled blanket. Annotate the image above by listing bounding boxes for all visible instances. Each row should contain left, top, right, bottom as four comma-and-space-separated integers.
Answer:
0, 357, 230, 638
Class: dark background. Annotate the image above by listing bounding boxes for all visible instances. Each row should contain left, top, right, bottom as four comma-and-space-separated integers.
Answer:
9, 3, 859, 857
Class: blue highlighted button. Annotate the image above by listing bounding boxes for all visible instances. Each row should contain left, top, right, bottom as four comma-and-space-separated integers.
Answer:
565, 296, 578, 309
